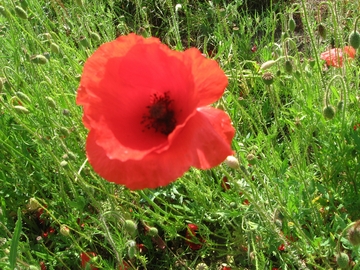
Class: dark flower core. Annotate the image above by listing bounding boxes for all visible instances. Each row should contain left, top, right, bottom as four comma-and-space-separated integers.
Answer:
141, 92, 176, 135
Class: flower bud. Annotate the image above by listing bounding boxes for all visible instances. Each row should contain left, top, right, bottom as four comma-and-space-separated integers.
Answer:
349, 30, 360, 49
284, 60, 293, 74
323, 105, 336, 120
246, 153, 257, 165
27, 198, 41, 211
50, 42, 60, 54
16, 91, 31, 103
15, 6, 28, 20
348, 220, 360, 246
318, 23, 327, 39
79, 36, 90, 48
60, 160, 68, 167
148, 227, 158, 237
337, 100, 344, 111
288, 17, 296, 32
225, 155, 240, 169
90, 32, 101, 42
58, 127, 69, 136
60, 225, 70, 237
124, 220, 137, 235
0, 5, 11, 18
75, 0, 83, 7
45, 96, 56, 108
260, 60, 277, 71
336, 252, 349, 269
14, 105, 29, 114
30, 55, 48, 65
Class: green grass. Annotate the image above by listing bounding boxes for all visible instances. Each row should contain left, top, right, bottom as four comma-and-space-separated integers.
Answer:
0, 0, 360, 269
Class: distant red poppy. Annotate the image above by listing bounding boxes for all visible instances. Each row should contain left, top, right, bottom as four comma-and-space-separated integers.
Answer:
320, 46, 356, 67
77, 34, 235, 190
80, 252, 98, 270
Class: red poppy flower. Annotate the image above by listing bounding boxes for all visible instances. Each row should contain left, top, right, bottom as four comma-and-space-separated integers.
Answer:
77, 34, 235, 190
185, 223, 205, 250
80, 252, 98, 270
320, 46, 356, 67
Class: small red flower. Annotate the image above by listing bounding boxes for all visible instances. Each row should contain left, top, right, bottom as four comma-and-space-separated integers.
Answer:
354, 123, 360, 131
77, 34, 235, 190
251, 45, 257, 52
80, 252, 98, 270
185, 223, 205, 250
278, 243, 285, 251
221, 176, 230, 191
40, 261, 46, 270
320, 46, 356, 68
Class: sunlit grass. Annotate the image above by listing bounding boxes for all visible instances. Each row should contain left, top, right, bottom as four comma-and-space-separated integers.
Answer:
0, 0, 360, 269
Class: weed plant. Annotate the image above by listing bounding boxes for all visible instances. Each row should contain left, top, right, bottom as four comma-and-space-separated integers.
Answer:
0, 0, 359, 269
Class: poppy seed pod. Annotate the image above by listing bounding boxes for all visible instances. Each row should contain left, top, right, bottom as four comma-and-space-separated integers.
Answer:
262, 72, 274, 85
15, 6, 28, 20
349, 30, 360, 49
225, 155, 240, 169
336, 253, 349, 269
323, 105, 336, 120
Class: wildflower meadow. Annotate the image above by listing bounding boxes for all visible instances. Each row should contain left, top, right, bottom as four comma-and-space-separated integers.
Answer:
1, 0, 360, 269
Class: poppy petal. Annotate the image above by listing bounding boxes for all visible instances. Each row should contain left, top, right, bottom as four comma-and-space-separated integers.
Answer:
86, 107, 234, 189
183, 48, 228, 106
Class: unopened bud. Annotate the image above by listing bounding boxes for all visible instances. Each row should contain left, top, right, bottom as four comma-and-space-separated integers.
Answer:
14, 105, 29, 114
89, 32, 101, 42
318, 23, 327, 39
260, 60, 277, 71
16, 91, 31, 103
288, 17, 296, 32
124, 220, 137, 235
246, 153, 257, 165
27, 198, 41, 211
30, 55, 48, 65
60, 225, 70, 237
50, 42, 60, 54
349, 30, 360, 49
336, 253, 349, 269
323, 105, 336, 120
284, 60, 293, 74
15, 6, 28, 20
0, 6, 11, 18
225, 155, 240, 169
148, 227, 158, 237
60, 160, 68, 167
79, 36, 90, 48
45, 96, 56, 108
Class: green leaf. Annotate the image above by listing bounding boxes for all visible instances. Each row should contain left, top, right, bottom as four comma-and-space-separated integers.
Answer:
9, 208, 22, 270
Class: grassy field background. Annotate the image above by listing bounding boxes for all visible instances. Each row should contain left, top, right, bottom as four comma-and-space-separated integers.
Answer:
1, 0, 360, 269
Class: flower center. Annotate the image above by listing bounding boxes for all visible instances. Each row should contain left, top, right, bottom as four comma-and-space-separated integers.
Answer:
141, 92, 176, 135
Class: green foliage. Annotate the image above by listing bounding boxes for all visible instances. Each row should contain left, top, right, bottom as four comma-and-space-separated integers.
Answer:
0, 0, 359, 269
